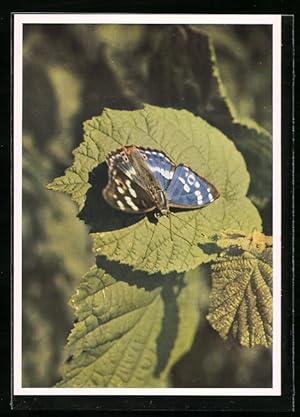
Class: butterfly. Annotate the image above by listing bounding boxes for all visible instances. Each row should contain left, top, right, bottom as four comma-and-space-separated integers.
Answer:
102, 145, 219, 217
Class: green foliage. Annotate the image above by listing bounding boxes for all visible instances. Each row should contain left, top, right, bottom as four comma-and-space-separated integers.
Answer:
207, 233, 272, 348
57, 265, 201, 387
49, 103, 271, 386
22, 134, 93, 387
49, 105, 262, 274
23, 24, 273, 388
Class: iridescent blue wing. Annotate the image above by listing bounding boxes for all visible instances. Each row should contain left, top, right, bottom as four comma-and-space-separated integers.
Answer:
137, 148, 176, 191
166, 165, 219, 208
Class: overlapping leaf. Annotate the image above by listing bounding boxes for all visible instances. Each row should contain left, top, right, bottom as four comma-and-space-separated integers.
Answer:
48, 105, 262, 274
213, 230, 273, 255
57, 264, 201, 387
207, 247, 272, 348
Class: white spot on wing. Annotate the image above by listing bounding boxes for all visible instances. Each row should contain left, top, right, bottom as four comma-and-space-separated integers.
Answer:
184, 184, 190, 193
124, 196, 139, 211
178, 177, 185, 185
117, 200, 125, 210
150, 165, 173, 180
197, 197, 203, 204
195, 181, 200, 188
161, 169, 167, 178
117, 186, 125, 195
126, 167, 137, 179
125, 179, 138, 200
125, 196, 132, 204
161, 169, 173, 179
129, 187, 137, 198
187, 174, 195, 185
208, 192, 214, 202
195, 190, 203, 204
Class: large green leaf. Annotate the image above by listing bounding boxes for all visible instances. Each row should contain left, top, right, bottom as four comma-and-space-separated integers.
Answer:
57, 263, 201, 388
207, 247, 272, 348
48, 105, 261, 274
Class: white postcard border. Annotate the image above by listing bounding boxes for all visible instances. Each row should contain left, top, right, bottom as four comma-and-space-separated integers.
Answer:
13, 13, 282, 397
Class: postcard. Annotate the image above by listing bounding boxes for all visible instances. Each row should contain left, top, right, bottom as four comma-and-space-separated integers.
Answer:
12, 13, 293, 411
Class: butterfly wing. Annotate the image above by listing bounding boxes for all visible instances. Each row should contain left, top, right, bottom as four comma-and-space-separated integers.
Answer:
166, 165, 219, 208
106, 148, 146, 188
137, 148, 176, 191
104, 146, 219, 213
107, 146, 175, 192
103, 167, 156, 213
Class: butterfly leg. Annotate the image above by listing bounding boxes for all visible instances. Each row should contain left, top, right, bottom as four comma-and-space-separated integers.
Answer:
167, 211, 173, 242
154, 210, 173, 241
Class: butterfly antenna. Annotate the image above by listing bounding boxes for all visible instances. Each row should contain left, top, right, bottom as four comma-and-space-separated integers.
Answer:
168, 212, 174, 242
171, 212, 207, 239
157, 217, 193, 247
137, 221, 156, 269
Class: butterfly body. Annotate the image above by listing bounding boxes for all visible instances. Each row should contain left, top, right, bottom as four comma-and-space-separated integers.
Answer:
103, 145, 219, 216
